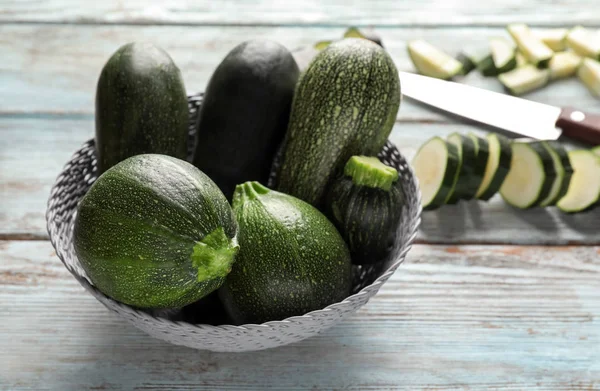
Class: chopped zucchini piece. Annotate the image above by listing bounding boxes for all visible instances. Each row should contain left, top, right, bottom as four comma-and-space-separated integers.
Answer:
535, 28, 568, 52
490, 37, 517, 74
412, 137, 460, 210
500, 142, 557, 209
557, 150, 600, 213
515, 51, 528, 67
549, 51, 582, 80
498, 65, 549, 95
577, 58, 600, 97
566, 26, 600, 61
539, 141, 573, 207
508, 24, 554, 68
314, 40, 332, 51
407, 40, 463, 80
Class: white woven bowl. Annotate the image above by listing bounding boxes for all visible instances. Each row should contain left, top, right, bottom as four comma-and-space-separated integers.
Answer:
46, 94, 422, 352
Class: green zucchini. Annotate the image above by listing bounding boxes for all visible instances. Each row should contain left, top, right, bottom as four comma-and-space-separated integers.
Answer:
557, 150, 600, 213
192, 40, 299, 200
490, 37, 517, 74
539, 141, 573, 207
508, 24, 554, 68
446, 133, 478, 202
476, 133, 512, 201
276, 38, 400, 208
566, 26, 600, 61
535, 28, 568, 52
344, 27, 384, 47
412, 137, 460, 210
220, 182, 352, 324
325, 156, 404, 265
499, 142, 556, 209
95, 42, 189, 174
577, 58, 600, 97
73, 154, 239, 309
498, 65, 550, 95
407, 40, 463, 80
462, 133, 490, 200
549, 51, 582, 80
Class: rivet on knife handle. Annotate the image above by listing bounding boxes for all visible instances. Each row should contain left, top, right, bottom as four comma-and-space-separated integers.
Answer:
556, 107, 600, 146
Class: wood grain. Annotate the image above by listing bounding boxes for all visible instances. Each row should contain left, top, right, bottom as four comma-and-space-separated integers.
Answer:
1, 240, 598, 390
1, 0, 600, 27
3, 117, 599, 244
0, 25, 598, 118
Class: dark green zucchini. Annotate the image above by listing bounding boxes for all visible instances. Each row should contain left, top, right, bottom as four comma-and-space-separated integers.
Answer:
325, 156, 404, 265
95, 42, 189, 174
73, 154, 239, 309
476, 133, 513, 201
220, 182, 352, 324
192, 40, 299, 200
276, 38, 401, 208
446, 133, 478, 202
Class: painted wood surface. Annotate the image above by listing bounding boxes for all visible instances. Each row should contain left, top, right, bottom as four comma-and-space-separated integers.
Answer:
1, 240, 599, 390
1, 0, 600, 27
3, 117, 599, 244
1, 25, 599, 117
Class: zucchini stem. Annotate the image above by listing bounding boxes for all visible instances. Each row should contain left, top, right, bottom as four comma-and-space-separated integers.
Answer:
344, 156, 398, 191
191, 227, 239, 282
233, 181, 270, 203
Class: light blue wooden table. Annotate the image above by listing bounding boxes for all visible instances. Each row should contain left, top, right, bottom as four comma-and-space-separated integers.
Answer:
1, 1, 599, 390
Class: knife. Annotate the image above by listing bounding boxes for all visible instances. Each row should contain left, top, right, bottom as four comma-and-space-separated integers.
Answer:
400, 71, 600, 146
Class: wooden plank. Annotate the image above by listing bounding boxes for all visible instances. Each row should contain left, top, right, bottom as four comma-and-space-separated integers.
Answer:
3, 117, 600, 244
0, 25, 598, 117
1, 0, 599, 27
2, 240, 599, 390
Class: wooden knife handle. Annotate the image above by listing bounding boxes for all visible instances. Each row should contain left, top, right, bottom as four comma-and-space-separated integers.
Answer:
556, 107, 600, 145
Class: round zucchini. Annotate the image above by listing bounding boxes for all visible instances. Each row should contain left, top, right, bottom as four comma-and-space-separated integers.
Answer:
73, 154, 239, 309
326, 156, 405, 265
220, 182, 353, 324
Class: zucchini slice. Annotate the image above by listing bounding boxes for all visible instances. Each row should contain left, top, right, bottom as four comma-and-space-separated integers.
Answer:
508, 24, 554, 68
577, 58, 600, 97
557, 150, 600, 213
500, 142, 557, 209
412, 137, 460, 210
475, 133, 512, 201
407, 40, 463, 80
498, 65, 549, 95
539, 141, 574, 207
490, 37, 517, 74
462, 133, 490, 200
566, 26, 600, 61
515, 51, 528, 67
549, 51, 582, 80
535, 28, 568, 52
446, 133, 478, 202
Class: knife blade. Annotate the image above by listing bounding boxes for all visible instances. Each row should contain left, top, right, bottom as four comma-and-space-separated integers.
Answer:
399, 71, 600, 145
